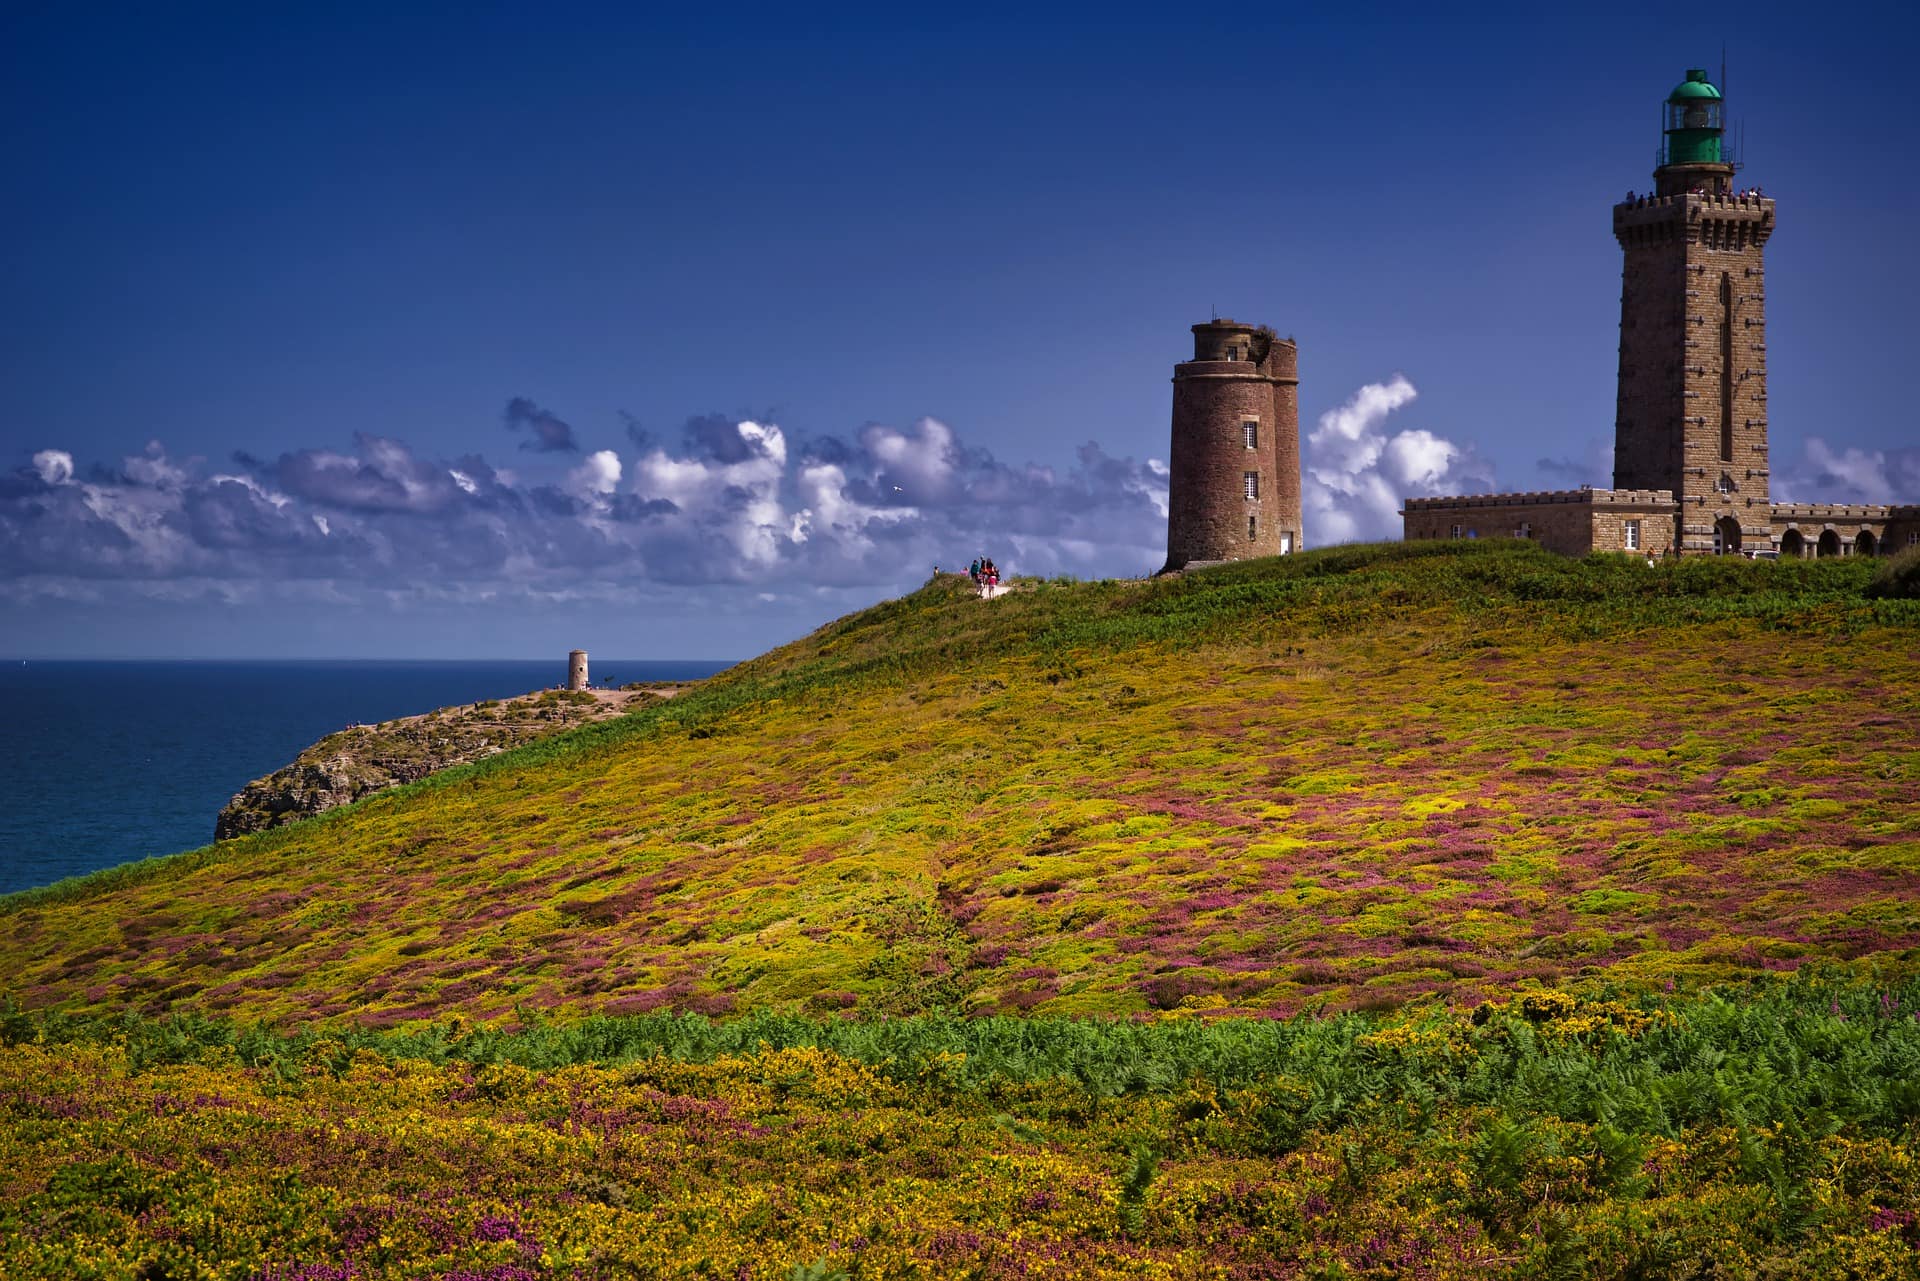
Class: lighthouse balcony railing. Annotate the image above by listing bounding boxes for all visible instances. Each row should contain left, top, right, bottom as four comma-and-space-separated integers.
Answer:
1656, 141, 1741, 170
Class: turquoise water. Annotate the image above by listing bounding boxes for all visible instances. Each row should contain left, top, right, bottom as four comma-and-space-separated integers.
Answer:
0, 659, 730, 896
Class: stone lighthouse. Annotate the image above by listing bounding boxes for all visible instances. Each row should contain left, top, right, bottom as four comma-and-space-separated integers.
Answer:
1404, 67, 1916, 559
1612, 68, 1775, 555
1162, 319, 1302, 573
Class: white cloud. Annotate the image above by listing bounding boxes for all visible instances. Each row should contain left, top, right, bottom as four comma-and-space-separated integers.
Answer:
860, 417, 958, 501
121, 441, 191, 490
568, 450, 622, 498
1379, 429, 1460, 490
1139, 458, 1171, 518
1774, 436, 1920, 506
633, 420, 792, 572
1304, 377, 1493, 544
1, 410, 1171, 606
32, 449, 74, 486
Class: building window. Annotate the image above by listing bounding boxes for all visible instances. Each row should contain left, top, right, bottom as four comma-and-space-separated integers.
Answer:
1450, 524, 1462, 540
1248, 515, 1257, 541
1716, 473, 1734, 494
1280, 531, 1294, 554
1243, 471, 1259, 500
1243, 420, 1259, 449
1513, 522, 1531, 539
1624, 519, 1641, 551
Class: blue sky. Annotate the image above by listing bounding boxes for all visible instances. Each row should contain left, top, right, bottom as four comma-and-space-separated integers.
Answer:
4, 2, 1916, 658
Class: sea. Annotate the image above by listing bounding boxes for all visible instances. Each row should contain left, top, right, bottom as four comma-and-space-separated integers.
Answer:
0, 659, 733, 897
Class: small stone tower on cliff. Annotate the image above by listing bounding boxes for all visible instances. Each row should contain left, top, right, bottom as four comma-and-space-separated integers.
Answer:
1163, 320, 1301, 572
1612, 69, 1775, 555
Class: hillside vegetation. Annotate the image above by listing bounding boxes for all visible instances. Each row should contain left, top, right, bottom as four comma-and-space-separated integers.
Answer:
4, 542, 1918, 1025
5, 976, 1920, 1279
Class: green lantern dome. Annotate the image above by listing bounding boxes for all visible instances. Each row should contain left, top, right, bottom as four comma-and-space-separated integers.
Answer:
1661, 68, 1726, 167
1666, 69, 1724, 104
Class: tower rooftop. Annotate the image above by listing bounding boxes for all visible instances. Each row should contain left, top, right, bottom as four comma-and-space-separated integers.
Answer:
1667, 69, 1723, 103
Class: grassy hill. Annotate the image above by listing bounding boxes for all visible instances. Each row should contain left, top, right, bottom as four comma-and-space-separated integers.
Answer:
7, 541, 1920, 1280
5, 541, 1918, 1026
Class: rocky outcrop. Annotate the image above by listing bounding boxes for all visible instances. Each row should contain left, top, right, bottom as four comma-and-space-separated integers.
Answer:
215, 686, 673, 839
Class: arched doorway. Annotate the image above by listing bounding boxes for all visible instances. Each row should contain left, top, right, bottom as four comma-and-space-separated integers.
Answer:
1714, 516, 1742, 556
1780, 528, 1805, 559
1817, 529, 1841, 557
1855, 529, 1878, 558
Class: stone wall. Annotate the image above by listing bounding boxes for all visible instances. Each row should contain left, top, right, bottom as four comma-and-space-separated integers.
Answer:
1266, 340, 1302, 554
1771, 503, 1920, 558
1613, 190, 1775, 554
1403, 488, 1678, 558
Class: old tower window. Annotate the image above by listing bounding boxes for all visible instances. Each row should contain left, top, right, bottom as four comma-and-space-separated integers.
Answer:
1243, 471, 1259, 500
1450, 524, 1462, 539
1248, 515, 1257, 540
1624, 519, 1641, 551
1243, 420, 1259, 449
1280, 530, 1294, 554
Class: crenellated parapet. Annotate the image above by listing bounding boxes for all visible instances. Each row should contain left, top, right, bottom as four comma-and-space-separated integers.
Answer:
1401, 487, 1680, 559
1403, 487, 1677, 511
1614, 193, 1775, 249
1771, 502, 1914, 522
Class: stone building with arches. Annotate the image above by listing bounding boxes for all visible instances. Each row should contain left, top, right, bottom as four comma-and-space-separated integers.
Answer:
1402, 69, 1918, 559
1770, 503, 1916, 560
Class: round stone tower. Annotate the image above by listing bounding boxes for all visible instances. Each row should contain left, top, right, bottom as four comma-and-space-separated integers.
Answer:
1162, 319, 1301, 573
567, 649, 589, 691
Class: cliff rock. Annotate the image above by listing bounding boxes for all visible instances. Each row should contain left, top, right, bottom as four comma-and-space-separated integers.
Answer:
214, 686, 671, 839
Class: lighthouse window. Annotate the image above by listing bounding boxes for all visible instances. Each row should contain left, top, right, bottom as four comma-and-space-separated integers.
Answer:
1625, 519, 1641, 551
1243, 420, 1259, 449
1248, 515, 1257, 540
1243, 471, 1259, 500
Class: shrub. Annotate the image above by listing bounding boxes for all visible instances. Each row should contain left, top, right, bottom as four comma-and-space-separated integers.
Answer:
1864, 545, 1920, 599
